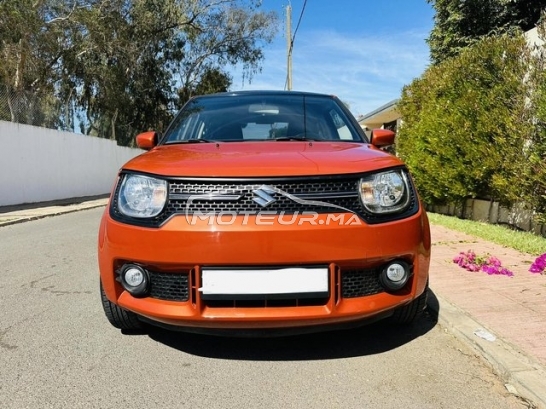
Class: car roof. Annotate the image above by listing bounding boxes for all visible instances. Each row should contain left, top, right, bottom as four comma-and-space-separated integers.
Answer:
193, 90, 337, 99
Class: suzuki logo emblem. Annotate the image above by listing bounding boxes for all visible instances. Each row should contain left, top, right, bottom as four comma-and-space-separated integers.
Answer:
252, 185, 277, 207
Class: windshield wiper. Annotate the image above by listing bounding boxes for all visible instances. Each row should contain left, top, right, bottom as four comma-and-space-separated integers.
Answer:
271, 135, 318, 141
166, 139, 213, 144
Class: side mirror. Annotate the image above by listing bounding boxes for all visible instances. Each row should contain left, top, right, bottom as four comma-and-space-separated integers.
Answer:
136, 131, 158, 150
370, 129, 395, 148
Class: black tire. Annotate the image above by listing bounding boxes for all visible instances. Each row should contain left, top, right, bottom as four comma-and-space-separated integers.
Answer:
100, 281, 143, 331
391, 282, 429, 324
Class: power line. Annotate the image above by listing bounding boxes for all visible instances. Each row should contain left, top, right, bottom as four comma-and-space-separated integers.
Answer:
289, 0, 307, 56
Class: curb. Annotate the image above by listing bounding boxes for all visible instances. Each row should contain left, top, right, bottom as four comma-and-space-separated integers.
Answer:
430, 294, 546, 409
0, 199, 108, 227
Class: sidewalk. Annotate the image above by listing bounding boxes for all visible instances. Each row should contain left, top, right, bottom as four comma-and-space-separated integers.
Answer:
1, 200, 545, 407
429, 224, 546, 408
0, 197, 108, 226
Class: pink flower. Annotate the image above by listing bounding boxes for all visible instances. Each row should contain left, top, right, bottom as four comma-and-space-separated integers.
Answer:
529, 264, 543, 273
486, 256, 501, 268
529, 253, 546, 274
453, 250, 513, 277
482, 265, 497, 275
501, 268, 514, 277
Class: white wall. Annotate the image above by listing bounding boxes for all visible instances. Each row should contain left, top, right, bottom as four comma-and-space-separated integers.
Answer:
525, 27, 544, 48
429, 199, 545, 236
0, 121, 142, 206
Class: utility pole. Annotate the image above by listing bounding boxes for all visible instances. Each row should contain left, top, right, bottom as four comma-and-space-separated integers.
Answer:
286, 4, 292, 91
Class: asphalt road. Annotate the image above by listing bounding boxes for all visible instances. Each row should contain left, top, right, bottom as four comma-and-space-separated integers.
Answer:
0, 208, 527, 409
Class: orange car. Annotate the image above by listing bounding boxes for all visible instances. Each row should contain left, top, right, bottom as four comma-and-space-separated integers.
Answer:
98, 91, 431, 335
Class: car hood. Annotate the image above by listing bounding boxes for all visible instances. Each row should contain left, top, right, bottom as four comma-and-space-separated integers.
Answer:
123, 141, 403, 177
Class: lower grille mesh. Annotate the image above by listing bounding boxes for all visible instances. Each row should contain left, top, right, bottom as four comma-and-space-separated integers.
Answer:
148, 271, 189, 302
341, 269, 383, 298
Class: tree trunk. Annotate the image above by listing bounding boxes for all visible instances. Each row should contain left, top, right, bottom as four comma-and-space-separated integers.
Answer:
111, 108, 118, 141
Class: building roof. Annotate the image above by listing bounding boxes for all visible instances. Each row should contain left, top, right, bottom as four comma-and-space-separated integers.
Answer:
358, 99, 400, 127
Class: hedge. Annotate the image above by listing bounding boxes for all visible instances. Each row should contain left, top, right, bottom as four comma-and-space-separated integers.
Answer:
396, 32, 543, 219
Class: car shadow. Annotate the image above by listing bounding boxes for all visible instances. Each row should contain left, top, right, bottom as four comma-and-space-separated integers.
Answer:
145, 289, 440, 361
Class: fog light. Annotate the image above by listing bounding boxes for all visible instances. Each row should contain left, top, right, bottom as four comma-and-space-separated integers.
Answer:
380, 261, 411, 291
125, 267, 145, 286
119, 264, 149, 297
386, 264, 406, 282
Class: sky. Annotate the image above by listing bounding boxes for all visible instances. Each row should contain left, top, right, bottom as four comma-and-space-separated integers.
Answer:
229, 0, 435, 117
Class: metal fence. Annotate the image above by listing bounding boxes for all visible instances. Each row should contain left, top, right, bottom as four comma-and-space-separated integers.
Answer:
0, 86, 141, 145
0, 85, 76, 132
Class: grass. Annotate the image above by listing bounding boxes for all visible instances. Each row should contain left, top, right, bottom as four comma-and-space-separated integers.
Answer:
428, 212, 546, 256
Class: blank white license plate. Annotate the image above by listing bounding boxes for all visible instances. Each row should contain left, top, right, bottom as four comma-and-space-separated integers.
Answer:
200, 267, 329, 298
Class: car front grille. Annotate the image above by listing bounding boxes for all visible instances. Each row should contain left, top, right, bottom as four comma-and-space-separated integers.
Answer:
148, 271, 189, 302
168, 179, 361, 215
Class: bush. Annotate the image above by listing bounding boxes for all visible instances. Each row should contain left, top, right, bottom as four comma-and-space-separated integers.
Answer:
524, 26, 546, 222
397, 33, 534, 209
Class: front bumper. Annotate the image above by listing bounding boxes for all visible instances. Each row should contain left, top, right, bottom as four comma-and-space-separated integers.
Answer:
98, 209, 431, 329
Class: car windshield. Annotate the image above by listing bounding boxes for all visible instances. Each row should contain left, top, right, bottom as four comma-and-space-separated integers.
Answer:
162, 94, 366, 143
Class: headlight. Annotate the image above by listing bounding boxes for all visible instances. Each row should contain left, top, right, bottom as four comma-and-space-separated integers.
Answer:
118, 174, 167, 218
359, 170, 410, 214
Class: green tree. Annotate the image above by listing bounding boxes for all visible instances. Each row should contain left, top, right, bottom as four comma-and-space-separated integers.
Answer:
178, 68, 232, 106
427, 0, 546, 64
0, 0, 278, 145
0, 0, 75, 126
67, 0, 277, 145
174, 1, 277, 107
64, 0, 181, 143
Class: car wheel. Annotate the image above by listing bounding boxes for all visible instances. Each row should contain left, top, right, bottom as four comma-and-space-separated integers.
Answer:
100, 281, 143, 331
391, 282, 429, 324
